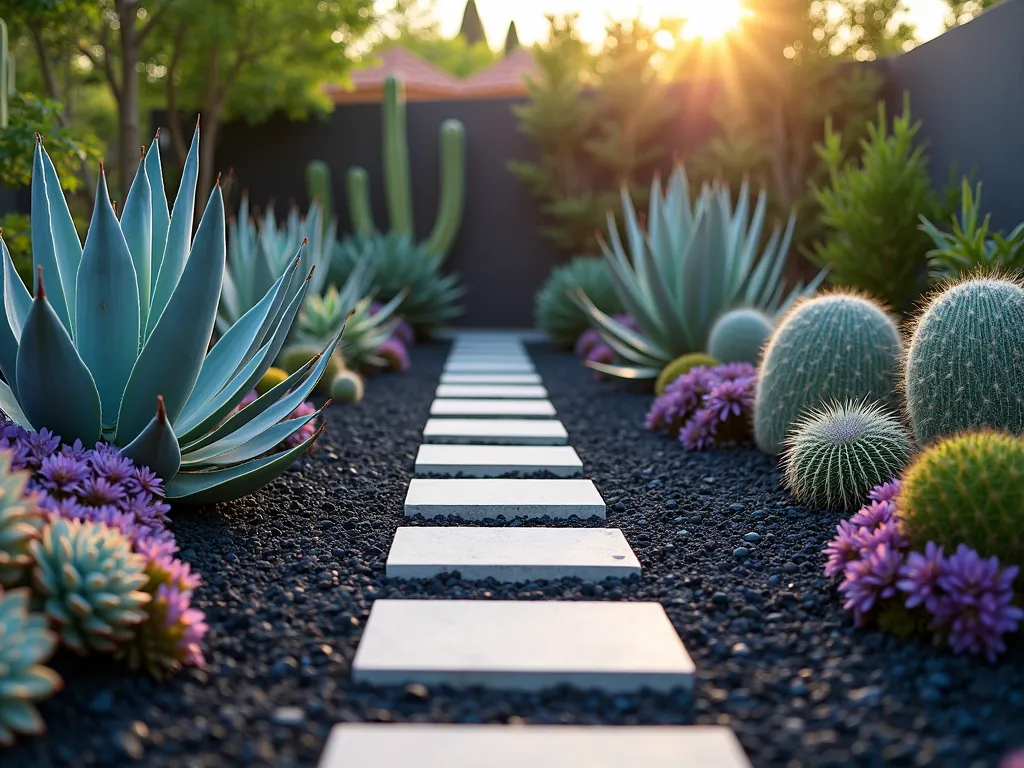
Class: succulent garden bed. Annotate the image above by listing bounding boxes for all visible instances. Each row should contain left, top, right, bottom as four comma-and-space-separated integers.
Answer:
5, 344, 1021, 767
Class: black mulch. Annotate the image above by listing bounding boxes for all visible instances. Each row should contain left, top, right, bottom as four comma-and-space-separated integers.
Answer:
7, 341, 1023, 767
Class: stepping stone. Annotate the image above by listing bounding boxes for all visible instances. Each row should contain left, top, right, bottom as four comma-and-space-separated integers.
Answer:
415, 444, 582, 478
440, 373, 542, 385
436, 384, 548, 399
386, 527, 639, 581
404, 478, 604, 520
423, 418, 568, 445
430, 399, 556, 419
351, 600, 694, 693
444, 361, 536, 373
320, 724, 751, 768
446, 355, 532, 365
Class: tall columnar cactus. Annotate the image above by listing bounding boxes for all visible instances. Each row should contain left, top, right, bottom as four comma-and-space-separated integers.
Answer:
904, 276, 1024, 445
305, 160, 333, 236
754, 292, 903, 455
346, 76, 466, 263
0, 18, 9, 130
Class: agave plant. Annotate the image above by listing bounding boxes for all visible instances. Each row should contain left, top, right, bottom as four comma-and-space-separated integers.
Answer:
572, 165, 826, 379
219, 195, 337, 334
0, 126, 339, 504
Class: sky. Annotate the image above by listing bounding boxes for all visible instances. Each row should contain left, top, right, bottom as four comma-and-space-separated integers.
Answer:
427, 0, 953, 48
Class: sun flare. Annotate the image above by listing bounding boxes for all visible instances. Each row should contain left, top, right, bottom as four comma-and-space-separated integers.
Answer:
680, 0, 748, 41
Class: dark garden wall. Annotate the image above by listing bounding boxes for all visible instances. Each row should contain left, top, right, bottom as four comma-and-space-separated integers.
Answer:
207, 81, 719, 328
878, 0, 1024, 231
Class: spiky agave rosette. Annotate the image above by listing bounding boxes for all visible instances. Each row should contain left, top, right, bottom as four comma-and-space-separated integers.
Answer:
233, 390, 319, 454
0, 125, 339, 504
824, 480, 1024, 661
645, 363, 757, 449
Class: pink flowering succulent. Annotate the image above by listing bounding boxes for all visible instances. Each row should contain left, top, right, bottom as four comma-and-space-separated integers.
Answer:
645, 362, 757, 450
825, 480, 1023, 661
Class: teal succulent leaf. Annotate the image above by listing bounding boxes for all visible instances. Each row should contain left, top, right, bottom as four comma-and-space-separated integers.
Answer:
0, 239, 30, 394
147, 125, 199, 336
116, 181, 225, 444
145, 134, 170, 300
16, 272, 101, 443
181, 402, 323, 468
584, 360, 662, 379
30, 141, 71, 333
0, 380, 31, 429
39, 142, 84, 326
165, 420, 324, 504
120, 149, 153, 327
75, 170, 141, 429
120, 396, 181, 480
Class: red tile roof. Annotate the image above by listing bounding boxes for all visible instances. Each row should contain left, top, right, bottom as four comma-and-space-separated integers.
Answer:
459, 48, 537, 97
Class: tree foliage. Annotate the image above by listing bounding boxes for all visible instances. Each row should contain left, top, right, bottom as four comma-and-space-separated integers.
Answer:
375, 0, 497, 79
943, 0, 1004, 28
508, 15, 675, 256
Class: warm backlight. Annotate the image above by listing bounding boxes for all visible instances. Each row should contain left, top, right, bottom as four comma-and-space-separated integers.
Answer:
680, 0, 747, 40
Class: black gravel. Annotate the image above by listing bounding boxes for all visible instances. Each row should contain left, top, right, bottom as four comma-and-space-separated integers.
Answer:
7, 341, 1024, 767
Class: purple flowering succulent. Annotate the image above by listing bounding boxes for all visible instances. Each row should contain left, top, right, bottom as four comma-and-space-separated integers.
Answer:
574, 327, 602, 359
825, 480, 1023, 661
377, 337, 411, 373
645, 363, 756, 451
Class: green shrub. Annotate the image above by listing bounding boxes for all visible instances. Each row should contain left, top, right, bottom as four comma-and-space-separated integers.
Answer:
809, 97, 941, 311
535, 256, 623, 348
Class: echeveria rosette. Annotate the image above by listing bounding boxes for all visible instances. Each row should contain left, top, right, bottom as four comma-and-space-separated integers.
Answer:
0, 127, 339, 504
824, 481, 1023, 660
0, 453, 45, 587
646, 363, 756, 450
0, 586, 62, 746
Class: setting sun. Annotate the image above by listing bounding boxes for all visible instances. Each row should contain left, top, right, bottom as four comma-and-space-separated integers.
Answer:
679, 0, 748, 40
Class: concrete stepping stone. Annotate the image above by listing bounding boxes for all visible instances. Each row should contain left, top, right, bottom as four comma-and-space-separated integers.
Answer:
319, 724, 751, 768
423, 418, 568, 445
404, 478, 604, 520
440, 373, 542, 385
444, 361, 536, 373
386, 527, 639, 581
351, 600, 694, 693
435, 384, 548, 399
415, 444, 582, 478
430, 399, 556, 419
446, 356, 532, 366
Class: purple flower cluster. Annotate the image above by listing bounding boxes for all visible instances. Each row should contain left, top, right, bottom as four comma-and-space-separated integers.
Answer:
645, 363, 757, 450
0, 420, 207, 672
370, 301, 414, 373
826, 479, 1023, 662
573, 316, 640, 379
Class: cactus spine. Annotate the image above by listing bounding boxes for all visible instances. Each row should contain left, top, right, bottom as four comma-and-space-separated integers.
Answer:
707, 307, 774, 364
754, 292, 903, 455
904, 276, 1024, 445
345, 75, 466, 263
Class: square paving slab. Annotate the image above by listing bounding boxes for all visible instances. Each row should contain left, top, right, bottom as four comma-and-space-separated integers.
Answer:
351, 600, 695, 693
446, 357, 532, 367
414, 444, 582, 477
423, 418, 568, 445
439, 373, 542, 385
319, 724, 751, 768
430, 399, 556, 419
444, 361, 536, 373
386, 527, 639, 581
435, 384, 548, 399
404, 478, 605, 520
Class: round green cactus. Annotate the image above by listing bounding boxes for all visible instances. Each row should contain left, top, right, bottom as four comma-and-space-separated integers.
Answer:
707, 307, 773, 364
0, 586, 62, 746
904, 276, 1024, 445
754, 292, 903, 455
655, 353, 721, 395
0, 456, 44, 587
279, 344, 344, 393
330, 370, 365, 403
782, 399, 913, 511
255, 366, 288, 395
534, 257, 624, 349
897, 430, 1024, 572
29, 518, 150, 654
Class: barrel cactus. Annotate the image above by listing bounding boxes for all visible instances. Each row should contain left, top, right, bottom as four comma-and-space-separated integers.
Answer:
0, 454, 43, 587
707, 307, 773, 364
0, 586, 61, 746
897, 431, 1024, 573
535, 257, 623, 349
655, 353, 720, 395
754, 292, 903, 455
30, 517, 150, 654
330, 370, 365, 403
904, 276, 1024, 445
782, 399, 913, 511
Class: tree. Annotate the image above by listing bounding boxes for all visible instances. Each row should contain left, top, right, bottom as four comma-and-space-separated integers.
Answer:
376, 0, 497, 79
458, 0, 486, 46
504, 21, 520, 55
148, 0, 374, 212
943, 0, 1003, 28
